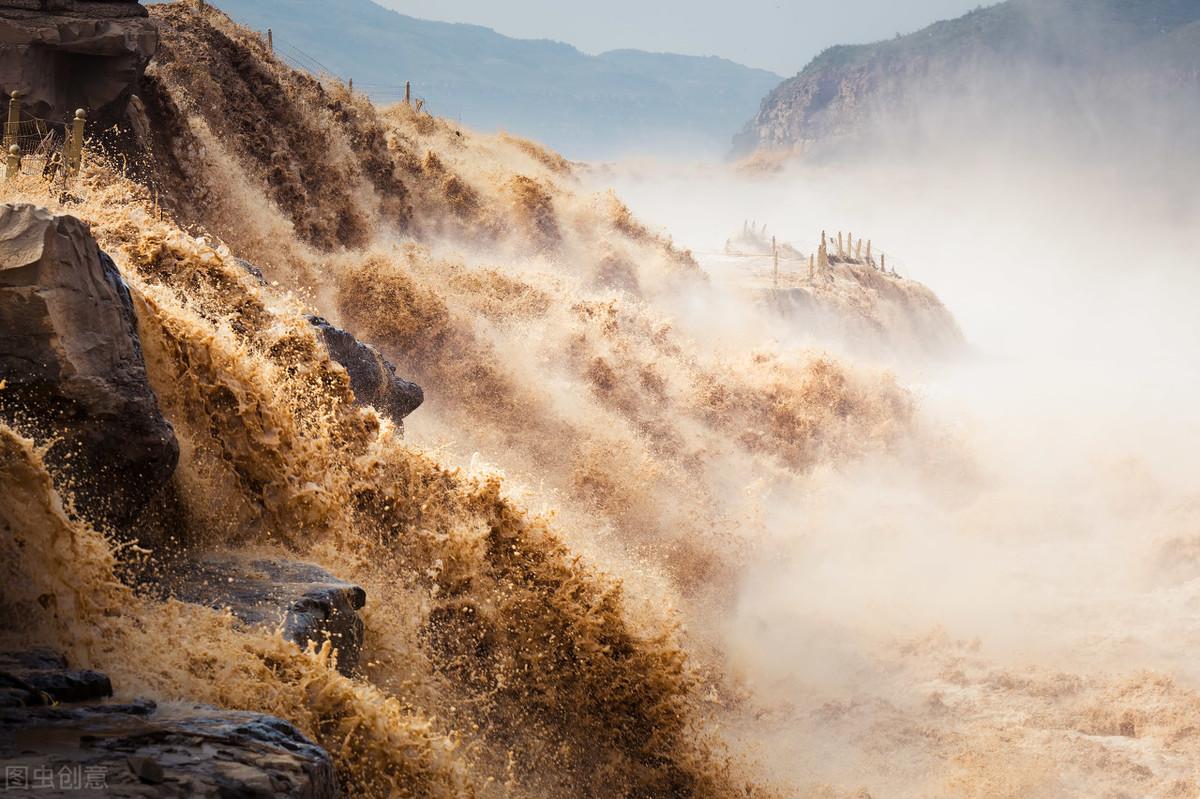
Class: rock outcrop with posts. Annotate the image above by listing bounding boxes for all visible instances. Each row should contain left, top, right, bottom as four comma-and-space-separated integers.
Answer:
0, 0, 158, 129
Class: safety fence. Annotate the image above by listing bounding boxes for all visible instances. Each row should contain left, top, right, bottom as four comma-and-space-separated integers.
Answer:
3, 117, 56, 155
254, 21, 427, 112
698, 227, 905, 288
3, 92, 85, 184
180, 1, 434, 117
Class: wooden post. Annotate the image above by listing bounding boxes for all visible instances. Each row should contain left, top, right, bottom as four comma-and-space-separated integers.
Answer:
772, 236, 779, 291
837, 231, 844, 258
855, 239, 862, 261
267, 28, 273, 52
866, 239, 872, 267
881, 253, 886, 274
405, 80, 411, 106
808, 253, 814, 281
5, 91, 20, 148
5, 144, 19, 180
348, 77, 353, 92
66, 108, 85, 176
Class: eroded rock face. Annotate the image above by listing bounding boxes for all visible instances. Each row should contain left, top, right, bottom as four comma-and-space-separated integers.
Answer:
0, 203, 179, 528
733, 1, 1200, 159
0, 0, 158, 128
308, 315, 424, 426
169, 555, 367, 676
0, 650, 337, 797
0, 697, 337, 797
760, 260, 965, 360
0, 650, 113, 708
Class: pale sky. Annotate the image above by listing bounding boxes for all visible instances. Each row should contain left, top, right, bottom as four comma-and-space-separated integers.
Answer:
376, 0, 990, 75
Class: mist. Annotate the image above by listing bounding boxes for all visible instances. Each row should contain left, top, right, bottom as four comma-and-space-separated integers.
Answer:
5, 2, 1200, 796
598, 68, 1200, 795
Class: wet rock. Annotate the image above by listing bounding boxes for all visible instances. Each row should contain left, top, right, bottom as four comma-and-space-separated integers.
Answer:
760, 261, 965, 360
0, 650, 112, 708
0, 651, 337, 796
170, 555, 367, 676
0, 204, 179, 528
126, 754, 164, 784
308, 315, 423, 424
0, 699, 337, 797
233, 257, 265, 284
0, 0, 158, 128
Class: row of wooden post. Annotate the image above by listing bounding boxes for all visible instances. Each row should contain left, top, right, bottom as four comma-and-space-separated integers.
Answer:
4, 91, 86, 181
796, 231, 892, 283
767, 227, 896, 290
823, 230, 892, 275
257, 23, 419, 111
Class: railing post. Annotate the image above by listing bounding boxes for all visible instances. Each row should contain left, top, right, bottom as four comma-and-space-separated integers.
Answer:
772, 235, 779, 291
5, 91, 20, 148
5, 144, 20, 181
67, 108, 86, 176
267, 28, 273, 52
405, 80, 411, 106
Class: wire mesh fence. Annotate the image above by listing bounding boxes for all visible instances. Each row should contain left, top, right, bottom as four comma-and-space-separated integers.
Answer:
3, 117, 60, 158
3, 113, 75, 186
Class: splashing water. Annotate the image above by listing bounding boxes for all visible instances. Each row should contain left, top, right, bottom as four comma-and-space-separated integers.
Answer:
4, 4, 1199, 798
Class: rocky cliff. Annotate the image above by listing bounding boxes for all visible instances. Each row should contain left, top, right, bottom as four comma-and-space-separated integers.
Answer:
734, 0, 1200, 161
0, 4, 959, 798
0, 0, 157, 128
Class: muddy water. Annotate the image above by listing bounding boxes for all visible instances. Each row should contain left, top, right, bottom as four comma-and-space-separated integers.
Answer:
4, 6, 1199, 797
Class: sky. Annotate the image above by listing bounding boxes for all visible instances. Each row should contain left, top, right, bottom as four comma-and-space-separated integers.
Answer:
377, 0, 991, 75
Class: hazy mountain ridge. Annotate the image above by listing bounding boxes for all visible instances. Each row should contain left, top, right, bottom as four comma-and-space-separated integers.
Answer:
734, 0, 1200, 161
186, 0, 781, 159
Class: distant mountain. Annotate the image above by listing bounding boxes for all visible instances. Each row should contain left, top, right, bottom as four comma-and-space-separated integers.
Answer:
194, 0, 781, 160
735, 0, 1200, 163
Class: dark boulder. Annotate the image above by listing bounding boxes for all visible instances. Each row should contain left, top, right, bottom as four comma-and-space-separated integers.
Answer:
233, 256, 265, 283
0, 697, 337, 797
223, 265, 424, 426
0, 1, 158, 129
308, 315, 423, 425
0, 650, 112, 708
0, 650, 337, 797
0, 203, 179, 528
169, 555, 367, 676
